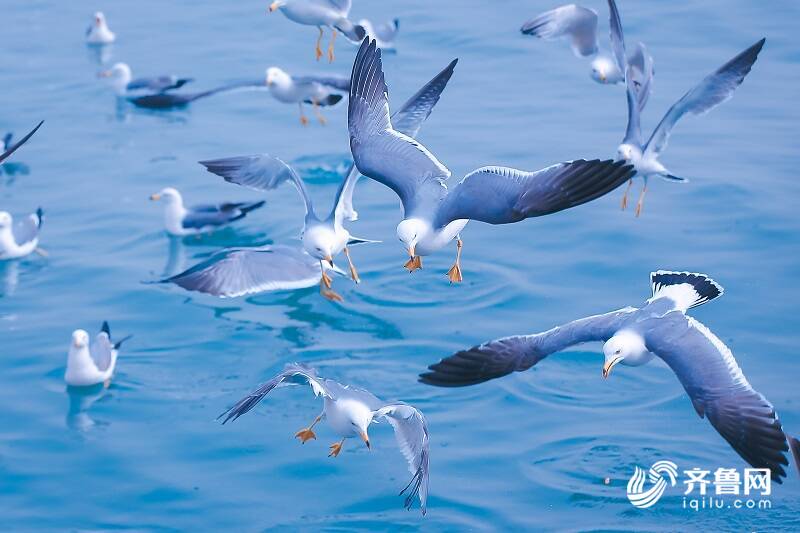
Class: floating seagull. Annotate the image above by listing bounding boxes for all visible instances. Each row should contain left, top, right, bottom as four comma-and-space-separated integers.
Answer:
0, 208, 44, 260
348, 39, 634, 282
268, 0, 366, 62
161, 59, 457, 301
613, 31, 765, 215
421, 271, 800, 483
99, 63, 193, 95
86, 11, 115, 45
520, 2, 653, 94
358, 18, 399, 51
263, 67, 350, 125
149, 187, 265, 237
65, 322, 131, 387
0, 121, 43, 165
219, 363, 430, 514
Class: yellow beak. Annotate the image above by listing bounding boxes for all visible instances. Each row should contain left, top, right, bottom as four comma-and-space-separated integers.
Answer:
600, 73, 607, 82
602, 357, 622, 379
359, 430, 370, 449
268, 1, 280, 12
149, 193, 161, 201
324, 255, 334, 267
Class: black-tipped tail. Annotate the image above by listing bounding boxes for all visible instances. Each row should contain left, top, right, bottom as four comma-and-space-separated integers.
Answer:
35, 207, 44, 229
650, 270, 724, 309
307, 93, 343, 107
335, 19, 366, 42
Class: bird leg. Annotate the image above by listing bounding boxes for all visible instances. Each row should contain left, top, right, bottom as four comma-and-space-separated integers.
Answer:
298, 103, 309, 126
446, 237, 463, 283
635, 182, 648, 217
320, 266, 333, 289
327, 29, 337, 63
620, 179, 633, 210
315, 27, 324, 61
319, 266, 343, 302
328, 438, 345, 458
404, 255, 422, 272
312, 99, 327, 126
343, 246, 360, 284
295, 413, 323, 444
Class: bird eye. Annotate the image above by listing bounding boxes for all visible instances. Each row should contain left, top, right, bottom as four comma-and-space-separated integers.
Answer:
615, 349, 622, 355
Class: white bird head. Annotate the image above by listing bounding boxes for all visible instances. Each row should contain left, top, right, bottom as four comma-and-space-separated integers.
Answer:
590, 56, 616, 84
71, 329, 90, 349
268, 1, 287, 13
98, 62, 132, 93
265, 67, 290, 88
0, 211, 12, 229
303, 225, 337, 265
396, 218, 428, 258
616, 143, 640, 163
345, 400, 374, 450
149, 187, 182, 205
93, 12, 107, 27
602, 330, 647, 378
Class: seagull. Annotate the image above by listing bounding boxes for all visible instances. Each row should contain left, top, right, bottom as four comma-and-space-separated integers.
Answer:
264, 67, 350, 125
421, 270, 800, 484
0, 208, 44, 260
86, 12, 116, 45
613, 31, 766, 215
348, 39, 635, 282
219, 363, 430, 514
358, 18, 399, 51
268, 0, 366, 62
0, 121, 43, 165
65, 322, 131, 387
520, 2, 653, 91
162, 58, 457, 301
149, 187, 265, 237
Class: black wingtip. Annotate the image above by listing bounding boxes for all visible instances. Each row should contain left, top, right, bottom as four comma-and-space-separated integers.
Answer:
101, 321, 111, 336
0, 120, 43, 165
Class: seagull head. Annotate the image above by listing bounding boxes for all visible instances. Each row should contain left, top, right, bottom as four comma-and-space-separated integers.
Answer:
98, 63, 132, 93
94, 12, 106, 27
265, 67, 289, 88
397, 218, 428, 259
0, 211, 12, 230
268, 1, 286, 13
71, 329, 90, 349
616, 143, 640, 163
602, 330, 647, 378
346, 402, 373, 450
590, 56, 615, 84
149, 187, 181, 205
303, 225, 337, 266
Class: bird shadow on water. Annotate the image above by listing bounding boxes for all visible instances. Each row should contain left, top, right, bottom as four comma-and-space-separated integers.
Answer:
65, 384, 111, 433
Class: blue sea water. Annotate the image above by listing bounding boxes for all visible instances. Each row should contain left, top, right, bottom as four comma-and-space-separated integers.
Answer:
1, 0, 799, 530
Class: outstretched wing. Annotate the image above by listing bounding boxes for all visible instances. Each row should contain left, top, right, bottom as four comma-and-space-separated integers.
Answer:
521, 4, 599, 58
628, 42, 654, 112
374, 403, 430, 515
643, 311, 792, 482
0, 121, 43, 164
161, 245, 324, 298
200, 155, 314, 218
420, 308, 636, 387
434, 159, 634, 228
218, 363, 331, 424
644, 38, 765, 158
606, 0, 626, 75
348, 39, 450, 213
335, 58, 458, 223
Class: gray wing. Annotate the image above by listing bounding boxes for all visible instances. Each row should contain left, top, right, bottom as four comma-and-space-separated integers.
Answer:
199, 155, 315, 218
348, 39, 450, 213
374, 403, 430, 515
521, 4, 599, 58
643, 38, 765, 158
90, 330, 114, 372
643, 311, 792, 482
434, 159, 634, 228
12, 209, 43, 246
293, 74, 350, 92
336, 58, 458, 222
127, 76, 193, 93
420, 308, 636, 386
607, 0, 642, 145
181, 206, 245, 230
607, 0, 626, 75
628, 42, 654, 112
0, 121, 43, 165
218, 363, 331, 424
323, 0, 351, 14
162, 245, 323, 298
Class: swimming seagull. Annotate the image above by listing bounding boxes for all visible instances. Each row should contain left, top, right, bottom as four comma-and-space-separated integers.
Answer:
0, 208, 45, 260
268, 0, 366, 63
348, 39, 635, 282
520, 2, 653, 93
357, 18, 399, 51
86, 12, 115, 45
421, 270, 800, 483
98, 63, 193, 95
263, 67, 350, 125
0, 121, 44, 165
65, 322, 131, 387
219, 363, 430, 514
614, 34, 765, 215
149, 187, 265, 237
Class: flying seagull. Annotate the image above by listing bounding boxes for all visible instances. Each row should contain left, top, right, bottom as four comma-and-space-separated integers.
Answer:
219, 363, 430, 514
268, 0, 366, 62
520, 2, 653, 94
263, 67, 350, 125
421, 270, 800, 484
357, 18, 399, 51
0, 121, 43, 165
0, 208, 44, 260
611, 20, 766, 215
348, 39, 635, 282
149, 187, 265, 237
86, 11, 115, 45
65, 322, 131, 387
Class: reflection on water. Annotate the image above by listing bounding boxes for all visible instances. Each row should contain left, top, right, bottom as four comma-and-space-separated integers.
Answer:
66, 384, 109, 432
